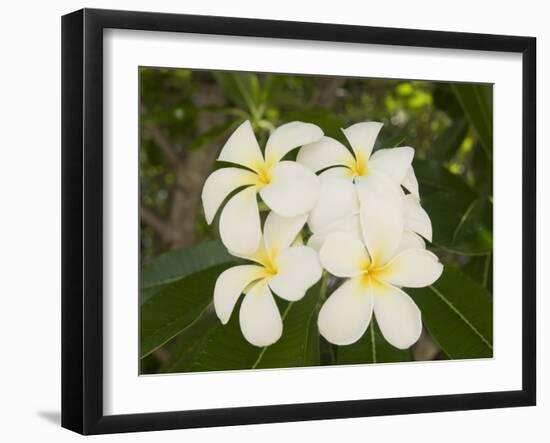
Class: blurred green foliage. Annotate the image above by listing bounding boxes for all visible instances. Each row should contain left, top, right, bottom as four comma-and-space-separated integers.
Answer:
139, 67, 493, 374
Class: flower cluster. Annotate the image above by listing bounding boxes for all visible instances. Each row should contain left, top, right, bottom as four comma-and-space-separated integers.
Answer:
202, 120, 443, 349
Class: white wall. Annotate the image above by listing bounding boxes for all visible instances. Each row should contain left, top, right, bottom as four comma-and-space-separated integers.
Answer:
0, 0, 546, 441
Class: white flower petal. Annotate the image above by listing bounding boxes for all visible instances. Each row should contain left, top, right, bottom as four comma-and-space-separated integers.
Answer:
318, 277, 374, 345
239, 280, 282, 347
402, 166, 419, 198
319, 166, 353, 180
228, 241, 270, 268
269, 246, 322, 301
201, 167, 258, 224
368, 146, 415, 185
219, 186, 261, 255
307, 177, 359, 234
320, 231, 369, 278
404, 194, 433, 242
265, 121, 323, 164
355, 169, 405, 203
341, 122, 383, 163
307, 214, 362, 252
396, 230, 426, 253
218, 120, 265, 173
378, 249, 443, 288
306, 233, 326, 254
259, 161, 320, 217
356, 172, 405, 265
373, 283, 422, 349
263, 212, 308, 258
297, 136, 355, 172
213, 265, 267, 324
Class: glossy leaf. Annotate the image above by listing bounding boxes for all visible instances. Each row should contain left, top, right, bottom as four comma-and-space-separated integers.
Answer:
140, 264, 233, 358
158, 283, 323, 373
140, 240, 236, 304
337, 319, 412, 365
408, 265, 493, 359
156, 306, 220, 373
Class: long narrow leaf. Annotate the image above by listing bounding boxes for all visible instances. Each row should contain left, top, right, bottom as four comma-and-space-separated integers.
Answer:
451, 83, 493, 158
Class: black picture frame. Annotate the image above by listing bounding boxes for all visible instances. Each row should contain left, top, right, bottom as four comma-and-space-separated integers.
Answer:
61, 8, 537, 435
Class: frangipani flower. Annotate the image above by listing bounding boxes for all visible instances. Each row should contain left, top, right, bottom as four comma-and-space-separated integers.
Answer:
213, 211, 322, 347
202, 120, 323, 255
297, 121, 418, 196
306, 173, 432, 253
317, 176, 443, 349
297, 121, 427, 253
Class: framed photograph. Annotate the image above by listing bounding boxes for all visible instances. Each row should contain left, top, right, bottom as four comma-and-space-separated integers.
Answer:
61, 8, 536, 435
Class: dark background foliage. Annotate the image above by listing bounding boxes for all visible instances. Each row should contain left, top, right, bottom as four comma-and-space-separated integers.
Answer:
139, 68, 493, 374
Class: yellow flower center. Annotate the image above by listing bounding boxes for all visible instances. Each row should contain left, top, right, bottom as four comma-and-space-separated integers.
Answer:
345, 151, 369, 178
358, 260, 386, 288
263, 260, 279, 278
250, 245, 280, 278
253, 162, 273, 186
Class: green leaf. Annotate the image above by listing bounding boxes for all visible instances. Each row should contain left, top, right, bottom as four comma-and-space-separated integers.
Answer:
433, 84, 463, 118
212, 72, 248, 109
155, 305, 219, 373
212, 72, 259, 116
140, 240, 235, 304
140, 263, 233, 358
408, 265, 493, 360
415, 159, 471, 194
189, 121, 239, 151
259, 74, 287, 105
415, 160, 493, 255
451, 83, 493, 158
337, 319, 412, 365
180, 300, 259, 372
158, 283, 323, 373
431, 117, 468, 161
450, 197, 493, 253
470, 143, 493, 196
463, 254, 493, 293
